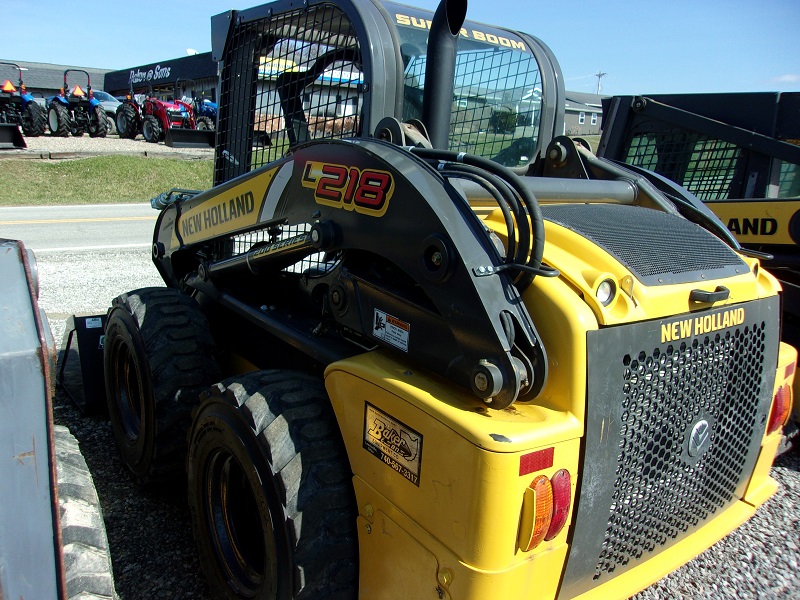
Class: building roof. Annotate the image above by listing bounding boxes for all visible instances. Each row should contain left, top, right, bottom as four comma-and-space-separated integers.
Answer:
564, 91, 606, 111
0, 59, 112, 91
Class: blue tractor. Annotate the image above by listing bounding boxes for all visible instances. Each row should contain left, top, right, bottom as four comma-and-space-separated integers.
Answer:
0, 62, 46, 148
175, 79, 217, 131
48, 70, 107, 138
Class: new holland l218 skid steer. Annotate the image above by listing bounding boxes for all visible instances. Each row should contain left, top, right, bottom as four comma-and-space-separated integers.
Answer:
96, 0, 796, 598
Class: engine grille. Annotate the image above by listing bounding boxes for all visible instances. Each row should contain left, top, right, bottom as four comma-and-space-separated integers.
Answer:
559, 298, 778, 597
596, 325, 766, 577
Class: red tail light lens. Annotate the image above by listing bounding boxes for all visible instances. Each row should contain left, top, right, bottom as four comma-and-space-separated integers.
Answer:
545, 469, 571, 541
767, 384, 792, 435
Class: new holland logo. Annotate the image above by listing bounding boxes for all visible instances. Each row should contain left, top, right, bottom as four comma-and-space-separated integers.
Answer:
688, 419, 711, 458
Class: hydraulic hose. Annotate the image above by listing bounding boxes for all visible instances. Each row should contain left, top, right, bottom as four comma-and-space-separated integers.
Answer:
411, 148, 545, 290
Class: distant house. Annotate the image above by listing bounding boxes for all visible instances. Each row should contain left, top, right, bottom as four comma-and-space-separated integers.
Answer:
564, 91, 605, 136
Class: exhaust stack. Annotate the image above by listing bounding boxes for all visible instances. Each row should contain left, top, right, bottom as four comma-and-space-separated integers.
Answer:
421, 0, 467, 149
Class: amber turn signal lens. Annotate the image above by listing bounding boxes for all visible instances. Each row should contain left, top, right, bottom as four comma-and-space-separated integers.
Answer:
519, 475, 553, 551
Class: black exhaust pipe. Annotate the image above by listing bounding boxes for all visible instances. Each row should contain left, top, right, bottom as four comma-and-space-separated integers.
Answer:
421, 0, 468, 150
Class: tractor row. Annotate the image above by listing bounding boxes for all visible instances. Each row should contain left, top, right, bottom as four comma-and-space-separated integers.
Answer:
1, 64, 217, 148
115, 79, 216, 147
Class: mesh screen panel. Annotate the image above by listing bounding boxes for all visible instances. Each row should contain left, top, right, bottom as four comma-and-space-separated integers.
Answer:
779, 160, 800, 197
400, 36, 542, 167
625, 131, 742, 201
541, 204, 747, 285
215, 4, 363, 185
593, 323, 767, 578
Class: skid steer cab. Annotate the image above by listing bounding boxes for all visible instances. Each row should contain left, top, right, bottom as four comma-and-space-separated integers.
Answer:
86, 0, 796, 598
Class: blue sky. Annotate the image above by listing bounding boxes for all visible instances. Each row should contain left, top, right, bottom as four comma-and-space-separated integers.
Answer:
4, 0, 799, 96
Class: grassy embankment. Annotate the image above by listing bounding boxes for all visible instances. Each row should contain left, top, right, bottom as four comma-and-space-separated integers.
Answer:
0, 136, 602, 207
0, 156, 213, 206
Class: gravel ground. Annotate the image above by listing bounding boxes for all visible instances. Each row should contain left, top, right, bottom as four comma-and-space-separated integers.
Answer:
5, 131, 213, 159
19, 135, 800, 599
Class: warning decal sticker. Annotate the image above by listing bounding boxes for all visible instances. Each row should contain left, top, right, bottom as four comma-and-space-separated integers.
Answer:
372, 309, 410, 352
363, 403, 422, 486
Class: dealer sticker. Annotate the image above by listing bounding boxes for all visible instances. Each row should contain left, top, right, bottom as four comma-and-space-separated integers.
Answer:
363, 403, 422, 486
373, 309, 409, 352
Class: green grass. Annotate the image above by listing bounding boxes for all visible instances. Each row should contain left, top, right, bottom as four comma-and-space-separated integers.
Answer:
0, 155, 213, 206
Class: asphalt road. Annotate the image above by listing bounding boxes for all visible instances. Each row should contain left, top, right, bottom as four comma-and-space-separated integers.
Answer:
0, 203, 156, 254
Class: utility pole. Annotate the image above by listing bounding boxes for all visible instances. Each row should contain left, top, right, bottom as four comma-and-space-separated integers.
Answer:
595, 70, 607, 94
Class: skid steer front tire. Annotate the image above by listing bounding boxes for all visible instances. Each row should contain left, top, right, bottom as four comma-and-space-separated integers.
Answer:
103, 287, 218, 485
187, 370, 358, 600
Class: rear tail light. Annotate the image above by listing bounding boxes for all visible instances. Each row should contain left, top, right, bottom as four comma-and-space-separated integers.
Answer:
519, 476, 552, 551
545, 469, 571, 541
518, 468, 572, 551
767, 383, 792, 435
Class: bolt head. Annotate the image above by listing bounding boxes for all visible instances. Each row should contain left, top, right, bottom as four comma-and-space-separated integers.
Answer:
474, 372, 489, 392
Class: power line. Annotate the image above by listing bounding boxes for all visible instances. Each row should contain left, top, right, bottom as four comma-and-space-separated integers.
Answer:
594, 70, 607, 94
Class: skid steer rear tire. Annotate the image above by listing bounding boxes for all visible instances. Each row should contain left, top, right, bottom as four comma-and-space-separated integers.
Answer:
55, 425, 117, 600
187, 370, 358, 599
104, 287, 218, 485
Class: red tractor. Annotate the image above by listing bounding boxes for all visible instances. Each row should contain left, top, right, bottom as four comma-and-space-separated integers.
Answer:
116, 84, 213, 147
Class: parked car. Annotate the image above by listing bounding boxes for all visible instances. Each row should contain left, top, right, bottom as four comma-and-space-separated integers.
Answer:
91, 90, 121, 134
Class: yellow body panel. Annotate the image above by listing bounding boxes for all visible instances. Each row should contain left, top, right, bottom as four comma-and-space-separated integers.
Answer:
321, 202, 789, 598
483, 208, 782, 327
168, 161, 287, 248
326, 356, 580, 597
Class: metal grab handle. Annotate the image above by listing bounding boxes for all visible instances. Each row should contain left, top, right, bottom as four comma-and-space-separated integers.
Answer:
689, 286, 730, 303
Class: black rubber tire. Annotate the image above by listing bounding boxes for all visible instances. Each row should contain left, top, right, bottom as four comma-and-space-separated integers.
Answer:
22, 101, 46, 136
142, 115, 162, 143
104, 287, 218, 484
48, 102, 70, 137
187, 370, 358, 600
196, 116, 214, 131
88, 106, 108, 138
105, 112, 117, 135
54, 425, 117, 600
116, 103, 138, 139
